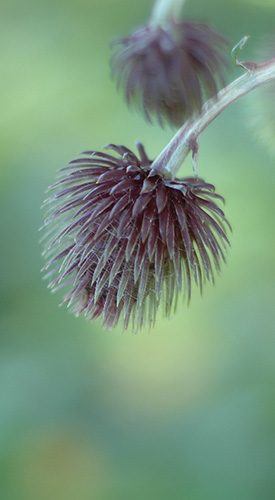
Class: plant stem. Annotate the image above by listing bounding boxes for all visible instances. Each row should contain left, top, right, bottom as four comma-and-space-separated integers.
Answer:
151, 57, 275, 178
150, 0, 186, 27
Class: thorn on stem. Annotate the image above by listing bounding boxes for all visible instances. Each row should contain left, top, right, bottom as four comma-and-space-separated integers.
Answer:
231, 36, 258, 74
185, 137, 199, 178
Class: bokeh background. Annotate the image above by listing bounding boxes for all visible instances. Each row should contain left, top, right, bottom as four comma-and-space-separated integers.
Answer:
1, 0, 275, 498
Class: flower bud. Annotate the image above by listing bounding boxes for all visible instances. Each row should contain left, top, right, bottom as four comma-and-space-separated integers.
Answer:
111, 21, 228, 127
42, 143, 230, 331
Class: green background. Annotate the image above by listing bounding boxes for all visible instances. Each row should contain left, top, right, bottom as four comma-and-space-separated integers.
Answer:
1, 0, 274, 498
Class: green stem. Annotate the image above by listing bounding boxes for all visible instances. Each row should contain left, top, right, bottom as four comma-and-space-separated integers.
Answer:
150, 0, 186, 27
151, 57, 275, 178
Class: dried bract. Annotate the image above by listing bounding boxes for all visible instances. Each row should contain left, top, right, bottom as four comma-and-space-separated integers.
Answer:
111, 21, 228, 127
246, 36, 275, 154
42, 143, 230, 331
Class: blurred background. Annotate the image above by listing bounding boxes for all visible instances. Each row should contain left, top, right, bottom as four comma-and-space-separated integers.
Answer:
1, 0, 275, 498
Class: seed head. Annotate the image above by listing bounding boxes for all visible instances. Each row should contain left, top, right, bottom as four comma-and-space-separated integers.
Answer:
42, 143, 230, 331
111, 21, 228, 127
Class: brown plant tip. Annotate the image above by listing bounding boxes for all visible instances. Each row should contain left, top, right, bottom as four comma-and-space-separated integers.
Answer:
246, 35, 275, 154
41, 143, 231, 331
111, 21, 228, 127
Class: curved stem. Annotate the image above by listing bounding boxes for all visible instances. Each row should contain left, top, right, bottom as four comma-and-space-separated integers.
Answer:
151, 57, 275, 178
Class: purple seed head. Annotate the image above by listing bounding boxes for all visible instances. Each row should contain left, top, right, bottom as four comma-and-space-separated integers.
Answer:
42, 143, 230, 331
111, 21, 228, 127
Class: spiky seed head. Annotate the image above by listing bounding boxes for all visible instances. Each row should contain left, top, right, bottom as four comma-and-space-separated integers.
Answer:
111, 21, 228, 127
41, 143, 231, 331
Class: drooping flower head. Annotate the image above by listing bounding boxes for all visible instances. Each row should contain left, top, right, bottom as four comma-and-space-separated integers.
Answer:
111, 21, 228, 127
42, 143, 230, 331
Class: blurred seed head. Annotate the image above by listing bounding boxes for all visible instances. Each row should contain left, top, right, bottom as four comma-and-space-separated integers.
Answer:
42, 143, 230, 331
111, 21, 228, 127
